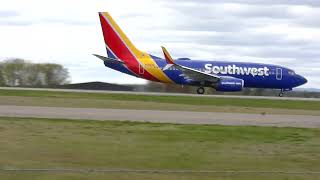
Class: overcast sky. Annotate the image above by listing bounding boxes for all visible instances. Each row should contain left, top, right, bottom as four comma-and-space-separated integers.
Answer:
0, 0, 319, 88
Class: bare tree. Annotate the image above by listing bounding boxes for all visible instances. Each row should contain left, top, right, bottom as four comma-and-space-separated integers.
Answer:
0, 66, 5, 86
0, 58, 70, 87
41, 63, 70, 86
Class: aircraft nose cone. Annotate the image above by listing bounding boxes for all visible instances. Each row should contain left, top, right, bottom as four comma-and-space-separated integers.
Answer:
296, 75, 307, 86
302, 76, 307, 85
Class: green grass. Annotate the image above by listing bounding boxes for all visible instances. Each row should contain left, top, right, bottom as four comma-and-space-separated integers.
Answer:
1, 173, 319, 180
1, 117, 320, 180
1, 95, 319, 116
0, 89, 319, 111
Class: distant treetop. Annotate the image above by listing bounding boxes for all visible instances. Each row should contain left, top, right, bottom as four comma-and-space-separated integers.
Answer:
0, 58, 70, 87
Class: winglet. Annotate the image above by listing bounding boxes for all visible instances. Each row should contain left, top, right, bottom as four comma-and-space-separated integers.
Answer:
161, 46, 175, 64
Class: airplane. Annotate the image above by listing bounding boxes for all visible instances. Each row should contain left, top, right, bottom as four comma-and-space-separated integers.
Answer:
94, 12, 307, 96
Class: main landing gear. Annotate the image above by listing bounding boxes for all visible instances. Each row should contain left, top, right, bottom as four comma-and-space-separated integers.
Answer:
197, 87, 205, 94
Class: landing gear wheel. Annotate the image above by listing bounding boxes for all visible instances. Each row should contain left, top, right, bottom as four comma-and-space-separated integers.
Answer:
197, 87, 205, 94
279, 89, 284, 97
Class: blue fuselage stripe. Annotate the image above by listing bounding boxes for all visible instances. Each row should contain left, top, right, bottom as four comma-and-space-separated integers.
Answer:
104, 54, 303, 89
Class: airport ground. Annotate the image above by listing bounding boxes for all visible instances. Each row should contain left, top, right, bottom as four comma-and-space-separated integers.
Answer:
0, 88, 320, 179
0, 88, 320, 115
1, 117, 320, 180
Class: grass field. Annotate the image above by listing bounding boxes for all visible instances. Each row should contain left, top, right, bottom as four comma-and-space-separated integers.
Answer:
0, 89, 319, 115
1, 117, 320, 180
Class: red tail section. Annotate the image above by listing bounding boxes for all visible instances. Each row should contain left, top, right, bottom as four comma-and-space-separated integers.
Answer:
98, 12, 158, 81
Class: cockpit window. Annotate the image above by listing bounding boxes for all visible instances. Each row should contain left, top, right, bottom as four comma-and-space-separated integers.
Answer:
288, 71, 295, 75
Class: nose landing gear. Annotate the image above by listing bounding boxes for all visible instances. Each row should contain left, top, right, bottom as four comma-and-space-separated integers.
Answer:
279, 88, 292, 97
197, 87, 205, 94
279, 90, 284, 97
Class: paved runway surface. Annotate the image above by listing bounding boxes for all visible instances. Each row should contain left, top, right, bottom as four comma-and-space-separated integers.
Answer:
0, 105, 319, 128
0, 87, 319, 101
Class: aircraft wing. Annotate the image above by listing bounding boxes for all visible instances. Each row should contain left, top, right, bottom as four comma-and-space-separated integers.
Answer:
161, 47, 220, 83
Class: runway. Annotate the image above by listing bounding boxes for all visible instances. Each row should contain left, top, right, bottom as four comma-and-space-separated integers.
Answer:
0, 87, 319, 101
0, 105, 319, 128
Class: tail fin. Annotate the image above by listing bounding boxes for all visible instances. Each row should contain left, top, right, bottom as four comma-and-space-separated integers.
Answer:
98, 12, 143, 64
98, 12, 173, 83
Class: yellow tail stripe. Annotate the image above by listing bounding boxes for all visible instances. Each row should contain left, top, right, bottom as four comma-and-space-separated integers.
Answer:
137, 53, 173, 83
102, 12, 172, 83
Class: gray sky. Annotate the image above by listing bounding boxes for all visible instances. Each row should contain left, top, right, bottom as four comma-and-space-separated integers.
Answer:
0, 0, 319, 88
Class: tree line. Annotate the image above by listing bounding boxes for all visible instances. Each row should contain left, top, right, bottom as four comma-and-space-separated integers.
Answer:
0, 59, 69, 87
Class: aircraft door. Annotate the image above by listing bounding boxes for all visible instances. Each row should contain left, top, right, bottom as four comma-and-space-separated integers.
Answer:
276, 68, 282, 80
139, 64, 144, 75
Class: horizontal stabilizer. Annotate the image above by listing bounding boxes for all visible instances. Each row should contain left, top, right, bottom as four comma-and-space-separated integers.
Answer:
93, 54, 124, 64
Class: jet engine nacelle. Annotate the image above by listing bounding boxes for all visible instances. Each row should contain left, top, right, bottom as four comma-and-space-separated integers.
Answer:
215, 77, 244, 92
